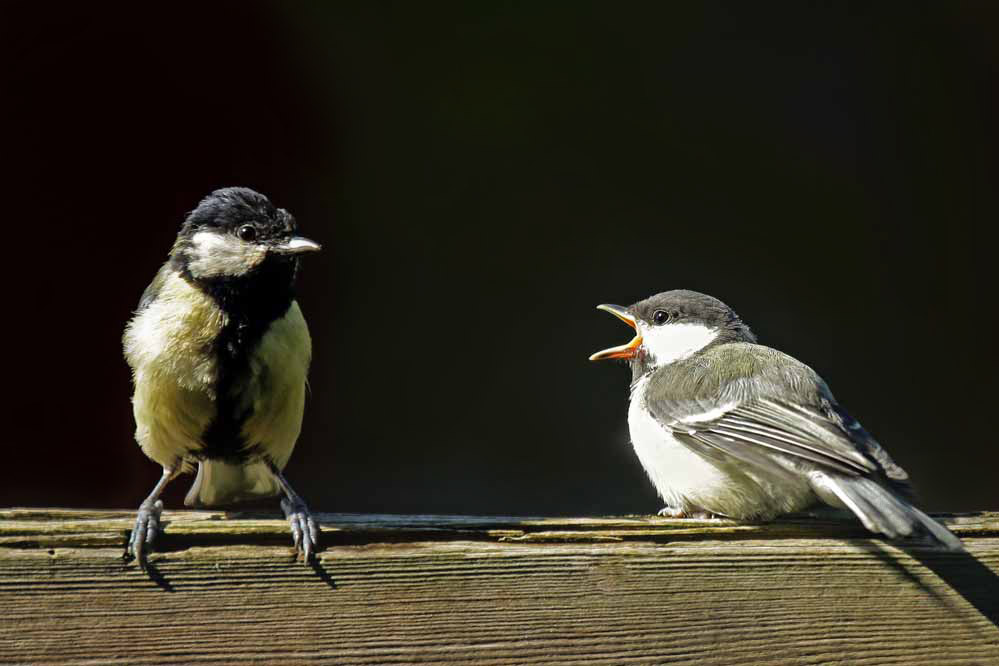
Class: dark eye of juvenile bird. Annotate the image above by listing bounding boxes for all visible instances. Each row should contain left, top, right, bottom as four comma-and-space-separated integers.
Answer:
652, 310, 672, 325
237, 225, 257, 241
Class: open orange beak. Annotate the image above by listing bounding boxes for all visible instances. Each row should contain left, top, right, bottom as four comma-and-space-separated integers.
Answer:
589, 304, 642, 361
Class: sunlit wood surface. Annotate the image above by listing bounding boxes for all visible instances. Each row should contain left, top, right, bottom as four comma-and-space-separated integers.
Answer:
1, 509, 998, 665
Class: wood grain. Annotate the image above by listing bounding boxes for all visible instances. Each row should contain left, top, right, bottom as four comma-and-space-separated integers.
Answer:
1, 509, 998, 665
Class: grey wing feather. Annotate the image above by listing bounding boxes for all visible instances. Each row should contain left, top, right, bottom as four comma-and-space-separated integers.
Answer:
821, 399, 913, 497
671, 427, 804, 487
696, 399, 875, 475
644, 344, 903, 482
643, 344, 954, 548
667, 403, 870, 476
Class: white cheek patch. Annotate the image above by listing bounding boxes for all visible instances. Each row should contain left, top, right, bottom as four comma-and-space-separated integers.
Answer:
187, 230, 267, 278
640, 322, 718, 365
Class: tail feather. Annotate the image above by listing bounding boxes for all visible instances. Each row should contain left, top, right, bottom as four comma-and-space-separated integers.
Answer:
813, 473, 964, 551
904, 503, 966, 552
184, 460, 282, 507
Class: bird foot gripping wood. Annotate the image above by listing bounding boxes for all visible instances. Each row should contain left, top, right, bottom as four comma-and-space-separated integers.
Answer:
657, 506, 718, 519
125, 499, 164, 569
281, 497, 319, 562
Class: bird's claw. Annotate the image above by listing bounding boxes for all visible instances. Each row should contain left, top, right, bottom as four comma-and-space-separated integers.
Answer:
126, 499, 164, 569
281, 497, 319, 562
657, 506, 716, 519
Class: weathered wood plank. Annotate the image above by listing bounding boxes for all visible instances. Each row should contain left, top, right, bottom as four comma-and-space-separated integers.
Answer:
1, 509, 998, 665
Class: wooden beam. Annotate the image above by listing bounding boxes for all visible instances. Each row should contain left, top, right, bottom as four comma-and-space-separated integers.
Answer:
2, 509, 998, 665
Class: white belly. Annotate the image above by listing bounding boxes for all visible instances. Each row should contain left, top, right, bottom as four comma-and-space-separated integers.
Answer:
628, 378, 729, 511
627, 375, 815, 518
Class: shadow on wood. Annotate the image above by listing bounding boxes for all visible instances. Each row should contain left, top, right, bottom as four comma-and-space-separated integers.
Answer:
1, 509, 998, 665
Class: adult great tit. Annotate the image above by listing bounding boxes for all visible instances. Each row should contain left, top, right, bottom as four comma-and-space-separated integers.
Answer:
123, 187, 322, 567
590, 289, 962, 550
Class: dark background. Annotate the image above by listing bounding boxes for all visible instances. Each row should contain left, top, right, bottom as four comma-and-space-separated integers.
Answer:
3, 2, 996, 516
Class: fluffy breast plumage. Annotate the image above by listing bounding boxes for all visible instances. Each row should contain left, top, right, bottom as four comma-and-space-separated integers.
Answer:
236, 301, 312, 468
123, 270, 226, 467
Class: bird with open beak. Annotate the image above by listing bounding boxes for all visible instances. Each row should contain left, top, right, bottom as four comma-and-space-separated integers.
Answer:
590, 289, 962, 550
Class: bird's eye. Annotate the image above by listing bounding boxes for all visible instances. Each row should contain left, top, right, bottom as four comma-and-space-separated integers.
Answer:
237, 225, 257, 241
652, 310, 672, 325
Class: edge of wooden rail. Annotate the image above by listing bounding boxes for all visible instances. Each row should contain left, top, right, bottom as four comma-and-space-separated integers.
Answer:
3, 508, 999, 665
2, 508, 997, 552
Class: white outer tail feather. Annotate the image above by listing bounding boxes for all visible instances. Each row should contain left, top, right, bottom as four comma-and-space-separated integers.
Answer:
814, 472, 964, 551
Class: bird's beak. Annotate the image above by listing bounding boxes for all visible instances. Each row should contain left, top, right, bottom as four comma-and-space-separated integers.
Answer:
273, 236, 322, 255
589, 304, 643, 361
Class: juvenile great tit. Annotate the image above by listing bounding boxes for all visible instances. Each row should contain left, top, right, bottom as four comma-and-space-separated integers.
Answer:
590, 289, 962, 550
123, 187, 322, 567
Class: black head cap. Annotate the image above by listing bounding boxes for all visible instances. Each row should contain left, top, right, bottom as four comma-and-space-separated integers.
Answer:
180, 187, 297, 241
169, 187, 317, 316
630, 289, 756, 343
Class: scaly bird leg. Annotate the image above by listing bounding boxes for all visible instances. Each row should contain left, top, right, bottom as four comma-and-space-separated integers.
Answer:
269, 463, 319, 562
126, 466, 177, 569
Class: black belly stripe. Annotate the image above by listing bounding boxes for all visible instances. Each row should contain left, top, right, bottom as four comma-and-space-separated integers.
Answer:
181, 255, 298, 463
